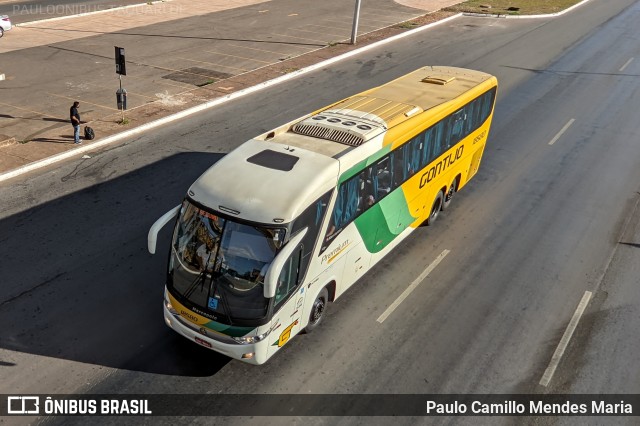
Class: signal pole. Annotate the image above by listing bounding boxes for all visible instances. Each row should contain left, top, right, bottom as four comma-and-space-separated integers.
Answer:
351, 0, 362, 45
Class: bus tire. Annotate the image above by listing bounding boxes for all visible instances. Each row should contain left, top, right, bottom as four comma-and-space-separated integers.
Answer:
442, 178, 458, 211
304, 287, 329, 333
426, 191, 443, 226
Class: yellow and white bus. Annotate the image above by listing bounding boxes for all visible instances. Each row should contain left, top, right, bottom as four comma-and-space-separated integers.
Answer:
148, 66, 498, 364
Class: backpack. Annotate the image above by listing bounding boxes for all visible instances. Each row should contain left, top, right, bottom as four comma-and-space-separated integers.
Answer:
84, 126, 95, 140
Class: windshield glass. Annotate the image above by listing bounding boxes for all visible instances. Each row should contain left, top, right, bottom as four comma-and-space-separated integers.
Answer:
168, 200, 285, 325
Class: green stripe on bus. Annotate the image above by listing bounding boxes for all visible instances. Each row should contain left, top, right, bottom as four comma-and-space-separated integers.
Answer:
203, 321, 254, 337
338, 146, 392, 184
355, 190, 415, 253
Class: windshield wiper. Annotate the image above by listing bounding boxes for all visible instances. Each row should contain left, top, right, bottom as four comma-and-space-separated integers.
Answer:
184, 250, 213, 299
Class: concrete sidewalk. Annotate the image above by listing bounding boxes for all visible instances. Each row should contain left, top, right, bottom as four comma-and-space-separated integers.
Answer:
0, 0, 461, 180
1, 0, 269, 53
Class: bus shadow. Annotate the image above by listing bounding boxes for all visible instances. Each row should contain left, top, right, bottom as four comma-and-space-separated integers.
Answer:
0, 152, 232, 377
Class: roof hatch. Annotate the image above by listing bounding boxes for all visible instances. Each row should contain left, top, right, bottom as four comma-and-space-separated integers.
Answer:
421, 74, 456, 85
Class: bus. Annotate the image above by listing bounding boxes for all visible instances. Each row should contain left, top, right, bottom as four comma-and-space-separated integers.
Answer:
148, 66, 498, 364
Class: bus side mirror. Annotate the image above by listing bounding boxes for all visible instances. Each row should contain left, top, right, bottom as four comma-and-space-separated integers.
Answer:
264, 227, 307, 298
148, 205, 180, 254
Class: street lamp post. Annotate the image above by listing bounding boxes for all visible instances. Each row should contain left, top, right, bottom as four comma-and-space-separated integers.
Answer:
351, 0, 362, 45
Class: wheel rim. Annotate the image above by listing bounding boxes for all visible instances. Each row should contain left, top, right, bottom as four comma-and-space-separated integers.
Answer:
446, 184, 455, 201
311, 298, 325, 324
430, 198, 441, 220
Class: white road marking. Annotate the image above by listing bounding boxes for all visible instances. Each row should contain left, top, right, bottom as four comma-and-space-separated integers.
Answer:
377, 249, 450, 323
548, 118, 575, 146
619, 57, 634, 72
539, 290, 592, 387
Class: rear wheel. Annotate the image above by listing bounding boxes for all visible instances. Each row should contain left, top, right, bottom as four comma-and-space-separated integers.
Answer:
0, 28, 4, 38
442, 179, 458, 210
304, 287, 328, 333
426, 191, 443, 226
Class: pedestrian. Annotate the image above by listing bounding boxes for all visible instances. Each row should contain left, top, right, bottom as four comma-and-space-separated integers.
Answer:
70, 101, 81, 144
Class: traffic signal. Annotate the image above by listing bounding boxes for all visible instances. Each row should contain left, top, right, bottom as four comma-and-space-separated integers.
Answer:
115, 46, 126, 76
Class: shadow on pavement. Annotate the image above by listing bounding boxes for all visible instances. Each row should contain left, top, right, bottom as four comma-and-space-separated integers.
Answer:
619, 242, 640, 249
31, 136, 74, 143
0, 151, 232, 376
0, 114, 68, 123
42, 118, 70, 123
29, 26, 327, 47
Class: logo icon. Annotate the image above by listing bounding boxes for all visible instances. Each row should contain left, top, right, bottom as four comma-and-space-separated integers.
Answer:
7, 396, 40, 414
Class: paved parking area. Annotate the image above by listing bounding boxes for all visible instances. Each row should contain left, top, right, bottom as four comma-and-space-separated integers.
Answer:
0, 0, 462, 175
0, 0, 435, 140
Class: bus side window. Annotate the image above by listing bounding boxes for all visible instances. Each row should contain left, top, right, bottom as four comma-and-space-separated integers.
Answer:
465, 101, 477, 135
420, 128, 433, 169
391, 148, 405, 189
374, 156, 392, 199
449, 109, 465, 147
431, 121, 445, 162
358, 169, 374, 212
274, 247, 302, 310
406, 138, 421, 178
292, 190, 332, 275
480, 89, 495, 122
324, 176, 359, 244
473, 98, 483, 128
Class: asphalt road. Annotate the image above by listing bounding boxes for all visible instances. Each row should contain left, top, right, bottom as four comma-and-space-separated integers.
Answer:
1, 0, 639, 424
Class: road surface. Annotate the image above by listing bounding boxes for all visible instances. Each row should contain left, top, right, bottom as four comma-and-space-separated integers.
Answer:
0, 0, 639, 424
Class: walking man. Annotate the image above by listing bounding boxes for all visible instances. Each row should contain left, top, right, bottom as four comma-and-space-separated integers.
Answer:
70, 101, 81, 144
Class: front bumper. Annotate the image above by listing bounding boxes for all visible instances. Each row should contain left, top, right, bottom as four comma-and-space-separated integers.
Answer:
163, 303, 267, 365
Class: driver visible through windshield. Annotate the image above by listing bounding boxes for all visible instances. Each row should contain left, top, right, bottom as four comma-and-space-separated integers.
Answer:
168, 200, 285, 325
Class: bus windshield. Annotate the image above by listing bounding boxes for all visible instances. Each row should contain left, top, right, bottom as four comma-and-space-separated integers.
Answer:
168, 200, 286, 325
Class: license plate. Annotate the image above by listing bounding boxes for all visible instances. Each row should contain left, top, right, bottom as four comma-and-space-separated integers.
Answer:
195, 336, 212, 348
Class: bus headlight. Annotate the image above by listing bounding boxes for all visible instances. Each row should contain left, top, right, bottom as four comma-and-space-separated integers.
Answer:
164, 294, 177, 315
233, 330, 270, 344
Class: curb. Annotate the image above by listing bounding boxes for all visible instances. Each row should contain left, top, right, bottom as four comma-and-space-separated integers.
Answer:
0, 13, 462, 184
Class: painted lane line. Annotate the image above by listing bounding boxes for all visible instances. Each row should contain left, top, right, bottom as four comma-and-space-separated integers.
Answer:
548, 118, 575, 146
619, 57, 634, 72
539, 290, 592, 387
377, 249, 450, 324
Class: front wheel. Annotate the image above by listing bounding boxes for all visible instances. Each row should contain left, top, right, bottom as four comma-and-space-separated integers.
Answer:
304, 287, 328, 333
426, 191, 443, 226
0, 28, 4, 38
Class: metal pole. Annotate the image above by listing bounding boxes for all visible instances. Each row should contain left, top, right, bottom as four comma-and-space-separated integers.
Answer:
119, 74, 124, 122
350, 0, 362, 45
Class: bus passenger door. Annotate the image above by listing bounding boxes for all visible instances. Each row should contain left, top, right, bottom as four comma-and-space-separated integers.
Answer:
267, 247, 305, 358
342, 242, 371, 288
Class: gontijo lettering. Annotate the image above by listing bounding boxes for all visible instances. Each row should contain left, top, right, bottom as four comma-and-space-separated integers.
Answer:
419, 146, 464, 188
